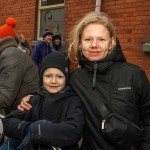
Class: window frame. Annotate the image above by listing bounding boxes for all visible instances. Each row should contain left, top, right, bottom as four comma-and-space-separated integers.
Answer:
37, 0, 64, 40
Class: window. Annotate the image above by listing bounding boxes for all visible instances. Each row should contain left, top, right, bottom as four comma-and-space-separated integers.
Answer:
37, 0, 64, 40
41, 0, 64, 6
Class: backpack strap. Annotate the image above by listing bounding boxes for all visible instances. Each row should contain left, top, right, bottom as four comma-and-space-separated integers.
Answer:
79, 69, 109, 118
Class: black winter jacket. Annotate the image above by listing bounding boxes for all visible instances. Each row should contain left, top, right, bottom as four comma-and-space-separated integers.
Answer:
3, 88, 84, 150
70, 39, 150, 150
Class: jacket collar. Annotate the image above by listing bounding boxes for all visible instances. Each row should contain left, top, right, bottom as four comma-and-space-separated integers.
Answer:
79, 38, 126, 88
0, 36, 18, 53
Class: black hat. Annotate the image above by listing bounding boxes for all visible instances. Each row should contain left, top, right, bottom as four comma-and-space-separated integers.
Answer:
43, 30, 53, 39
39, 52, 70, 84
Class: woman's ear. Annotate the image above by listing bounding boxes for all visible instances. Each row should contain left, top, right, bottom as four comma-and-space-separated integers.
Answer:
111, 37, 116, 48
78, 43, 82, 50
111, 37, 116, 49
108, 37, 116, 53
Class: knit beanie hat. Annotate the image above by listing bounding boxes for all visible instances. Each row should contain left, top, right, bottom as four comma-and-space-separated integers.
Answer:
0, 17, 16, 38
39, 52, 70, 84
43, 29, 53, 39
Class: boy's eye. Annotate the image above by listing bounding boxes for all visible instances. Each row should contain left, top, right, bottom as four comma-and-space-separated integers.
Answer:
56, 75, 64, 79
44, 74, 64, 79
45, 75, 52, 78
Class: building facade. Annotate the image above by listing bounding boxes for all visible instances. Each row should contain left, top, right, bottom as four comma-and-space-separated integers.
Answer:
0, 0, 150, 80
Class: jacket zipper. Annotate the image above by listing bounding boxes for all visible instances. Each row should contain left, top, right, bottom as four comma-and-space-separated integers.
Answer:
38, 124, 41, 150
93, 62, 97, 88
108, 71, 112, 111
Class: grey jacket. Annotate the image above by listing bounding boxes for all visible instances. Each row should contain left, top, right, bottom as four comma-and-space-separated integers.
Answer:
0, 36, 40, 115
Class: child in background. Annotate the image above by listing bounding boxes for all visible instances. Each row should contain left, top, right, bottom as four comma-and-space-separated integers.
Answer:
2, 52, 84, 150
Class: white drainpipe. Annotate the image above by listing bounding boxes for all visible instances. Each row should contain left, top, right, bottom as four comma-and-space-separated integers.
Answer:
95, 0, 102, 12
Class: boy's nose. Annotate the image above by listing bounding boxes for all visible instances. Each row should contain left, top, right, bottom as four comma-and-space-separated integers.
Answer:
51, 76, 57, 83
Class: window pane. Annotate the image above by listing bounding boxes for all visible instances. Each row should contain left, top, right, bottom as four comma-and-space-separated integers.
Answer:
40, 8, 64, 37
41, 0, 64, 6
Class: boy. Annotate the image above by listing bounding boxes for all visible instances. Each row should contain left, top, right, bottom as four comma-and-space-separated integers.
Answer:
2, 52, 84, 150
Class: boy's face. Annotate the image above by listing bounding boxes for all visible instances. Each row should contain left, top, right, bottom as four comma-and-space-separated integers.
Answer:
43, 68, 65, 93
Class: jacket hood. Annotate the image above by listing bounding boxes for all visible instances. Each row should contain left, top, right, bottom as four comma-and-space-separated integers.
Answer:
52, 35, 62, 50
0, 36, 18, 53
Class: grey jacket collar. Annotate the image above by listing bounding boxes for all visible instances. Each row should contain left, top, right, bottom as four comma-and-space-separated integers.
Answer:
0, 36, 18, 53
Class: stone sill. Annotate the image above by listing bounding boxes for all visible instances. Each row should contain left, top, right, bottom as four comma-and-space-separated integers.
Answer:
143, 43, 150, 52
30, 41, 38, 47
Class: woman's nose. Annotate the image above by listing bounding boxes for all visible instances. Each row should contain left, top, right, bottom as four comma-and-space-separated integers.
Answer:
91, 39, 97, 47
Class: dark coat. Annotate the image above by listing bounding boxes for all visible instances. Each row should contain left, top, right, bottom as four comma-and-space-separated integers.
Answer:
3, 88, 84, 150
32, 41, 52, 67
70, 39, 150, 150
0, 36, 39, 115
52, 35, 68, 56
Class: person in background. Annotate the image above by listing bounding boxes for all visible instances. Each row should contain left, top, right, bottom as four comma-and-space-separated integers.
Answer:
18, 11, 150, 150
52, 34, 71, 74
19, 34, 30, 49
15, 33, 31, 55
32, 29, 53, 68
0, 17, 39, 116
18, 34, 31, 55
52, 34, 67, 56
2, 52, 84, 150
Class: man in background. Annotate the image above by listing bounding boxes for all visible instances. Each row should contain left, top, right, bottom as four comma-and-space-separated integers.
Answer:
32, 29, 53, 68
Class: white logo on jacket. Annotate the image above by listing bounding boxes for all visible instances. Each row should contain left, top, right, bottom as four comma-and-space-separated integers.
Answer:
118, 87, 131, 90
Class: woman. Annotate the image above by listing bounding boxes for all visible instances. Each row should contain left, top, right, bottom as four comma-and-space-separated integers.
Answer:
18, 11, 150, 150
52, 34, 67, 55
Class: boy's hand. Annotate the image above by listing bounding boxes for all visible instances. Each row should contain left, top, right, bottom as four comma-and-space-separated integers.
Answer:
17, 95, 33, 111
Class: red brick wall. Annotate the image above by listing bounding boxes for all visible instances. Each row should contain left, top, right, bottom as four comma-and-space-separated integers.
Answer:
0, 0, 37, 47
102, 0, 150, 80
64, 0, 95, 40
0, 0, 150, 80
65, 0, 150, 80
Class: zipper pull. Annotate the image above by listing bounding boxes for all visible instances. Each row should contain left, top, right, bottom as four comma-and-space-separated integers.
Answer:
38, 124, 41, 149
101, 119, 106, 129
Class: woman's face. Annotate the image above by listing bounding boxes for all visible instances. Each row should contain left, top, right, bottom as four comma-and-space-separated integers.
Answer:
54, 38, 61, 46
80, 24, 114, 61
43, 68, 65, 93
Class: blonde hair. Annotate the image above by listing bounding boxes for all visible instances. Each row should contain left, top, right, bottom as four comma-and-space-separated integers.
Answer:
68, 11, 116, 60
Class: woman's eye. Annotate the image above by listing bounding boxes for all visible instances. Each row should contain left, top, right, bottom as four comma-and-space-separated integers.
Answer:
85, 39, 90, 41
99, 38, 105, 41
